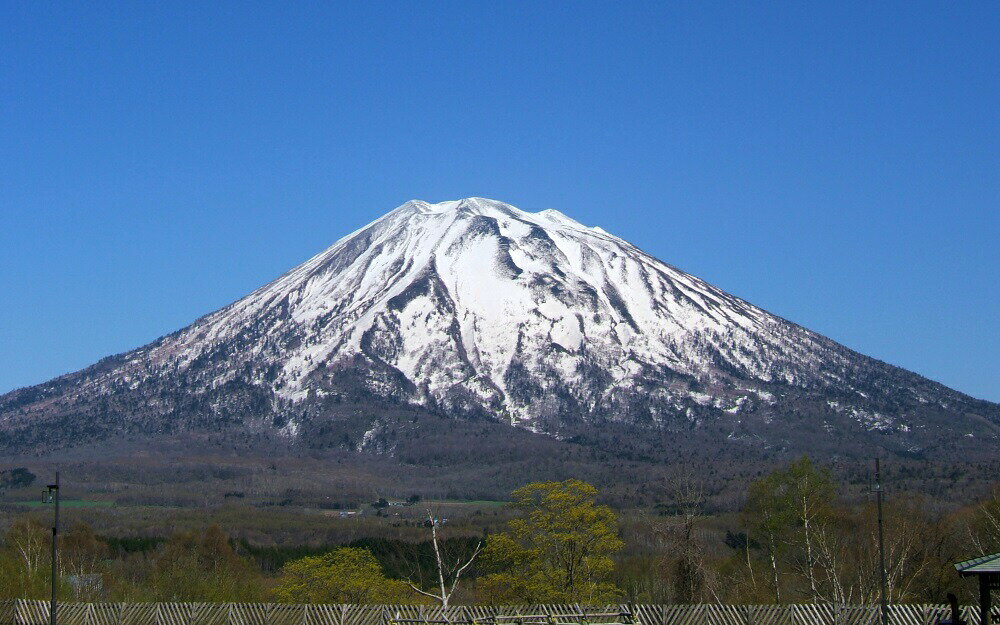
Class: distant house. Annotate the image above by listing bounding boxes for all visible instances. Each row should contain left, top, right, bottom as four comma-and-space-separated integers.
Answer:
66, 574, 103, 596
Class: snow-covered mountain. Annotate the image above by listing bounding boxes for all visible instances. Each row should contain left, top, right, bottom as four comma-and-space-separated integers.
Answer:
2, 198, 997, 458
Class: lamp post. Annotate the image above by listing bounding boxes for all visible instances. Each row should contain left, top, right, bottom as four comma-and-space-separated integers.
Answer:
43, 472, 60, 625
874, 459, 888, 625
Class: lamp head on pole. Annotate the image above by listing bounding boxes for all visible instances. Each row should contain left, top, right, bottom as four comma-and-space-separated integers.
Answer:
871, 456, 885, 494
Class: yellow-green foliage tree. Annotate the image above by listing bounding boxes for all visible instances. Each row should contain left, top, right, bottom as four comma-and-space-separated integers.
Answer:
478, 479, 624, 603
0, 518, 52, 600
274, 547, 415, 604
130, 525, 263, 602
62, 523, 110, 601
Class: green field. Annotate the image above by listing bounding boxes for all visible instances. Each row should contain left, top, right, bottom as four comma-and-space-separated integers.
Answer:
8, 499, 115, 508
424, 499, 508, 507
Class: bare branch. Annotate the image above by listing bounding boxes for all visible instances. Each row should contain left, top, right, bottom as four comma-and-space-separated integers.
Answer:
406, 580, 444, 602
447, 539, 483, 597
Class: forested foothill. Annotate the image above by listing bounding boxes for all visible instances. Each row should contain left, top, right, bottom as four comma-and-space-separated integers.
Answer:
0, 458, 996, 605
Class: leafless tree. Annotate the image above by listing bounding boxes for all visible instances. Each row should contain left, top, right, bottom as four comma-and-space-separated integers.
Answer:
406, 511, 482, 609
653, 473, 721, 603
811, 503, 933, 610
865, 503, 932, 604
969, 491, 1000, 555
812, 523, 856, 607
8, 518, 47, 577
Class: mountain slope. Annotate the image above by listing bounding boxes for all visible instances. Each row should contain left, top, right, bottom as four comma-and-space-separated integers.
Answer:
2, 198, 997, 459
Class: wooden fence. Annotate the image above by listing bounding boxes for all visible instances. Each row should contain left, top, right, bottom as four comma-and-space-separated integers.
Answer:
1, 602, 997, 625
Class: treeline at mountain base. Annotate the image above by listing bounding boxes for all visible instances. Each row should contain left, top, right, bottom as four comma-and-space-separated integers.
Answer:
0, 457, 997, 605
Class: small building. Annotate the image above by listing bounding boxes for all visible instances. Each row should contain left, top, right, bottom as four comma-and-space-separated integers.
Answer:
955, 552, 1000, 625
66, 573, 103, 597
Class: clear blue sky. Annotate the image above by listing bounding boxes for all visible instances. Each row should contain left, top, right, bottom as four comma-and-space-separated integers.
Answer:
1, 3, 997, 401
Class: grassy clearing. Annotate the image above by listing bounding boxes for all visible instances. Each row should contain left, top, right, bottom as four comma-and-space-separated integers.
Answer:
424, 499, 508, 507
11, 499, 116, 508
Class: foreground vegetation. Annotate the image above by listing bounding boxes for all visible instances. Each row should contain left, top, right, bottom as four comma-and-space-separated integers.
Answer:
0, 458, 996, 605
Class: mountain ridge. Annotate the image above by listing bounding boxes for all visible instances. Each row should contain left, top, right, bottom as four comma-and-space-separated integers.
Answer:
1, 197, 997, 461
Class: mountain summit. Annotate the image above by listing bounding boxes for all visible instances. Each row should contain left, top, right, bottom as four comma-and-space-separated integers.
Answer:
2, 198, 997, 459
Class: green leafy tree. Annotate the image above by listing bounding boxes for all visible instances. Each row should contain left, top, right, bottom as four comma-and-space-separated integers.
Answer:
274, 547, 414, 604
479, 479, 624, 603
0, 468, 36, 490
744, 469, 795, 602
742, 456, 837, 603
784, 456, 836, 601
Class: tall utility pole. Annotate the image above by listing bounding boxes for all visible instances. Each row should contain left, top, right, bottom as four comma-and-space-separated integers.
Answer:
875, 459, 888, 625
46, 472, 60, 625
